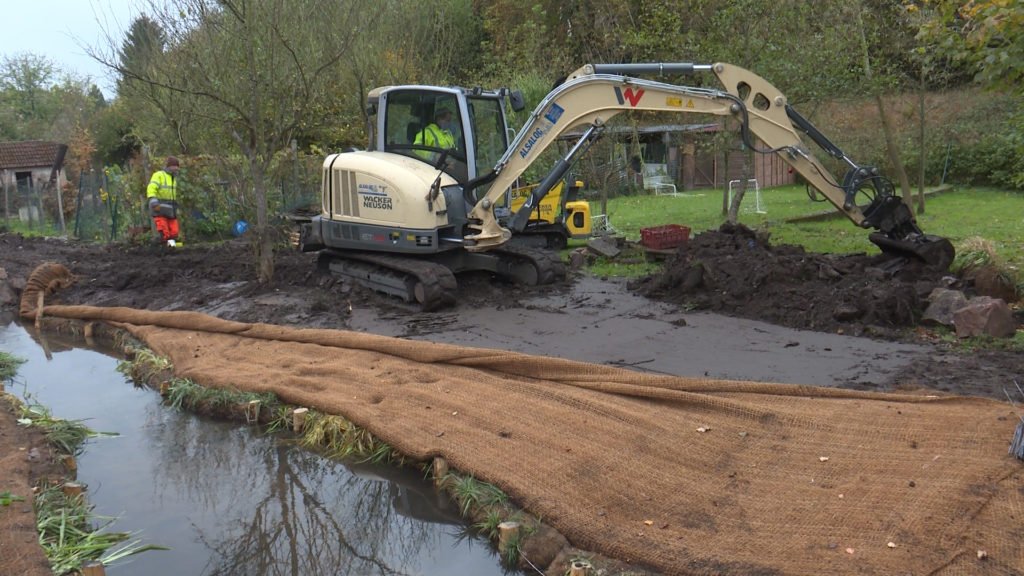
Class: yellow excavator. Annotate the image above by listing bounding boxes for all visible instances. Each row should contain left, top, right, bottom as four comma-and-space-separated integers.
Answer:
300, 62, 954, 310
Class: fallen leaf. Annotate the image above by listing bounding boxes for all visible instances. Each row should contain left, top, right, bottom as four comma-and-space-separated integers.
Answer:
845, 548, 855, 555
977, 550, 988, 560
643, 520, 654, 526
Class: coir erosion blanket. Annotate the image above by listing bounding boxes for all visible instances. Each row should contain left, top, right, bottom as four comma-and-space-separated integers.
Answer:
20, 265, 1024, 575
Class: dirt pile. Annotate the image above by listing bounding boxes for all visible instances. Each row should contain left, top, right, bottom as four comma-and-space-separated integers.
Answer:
635, 223, 954, 337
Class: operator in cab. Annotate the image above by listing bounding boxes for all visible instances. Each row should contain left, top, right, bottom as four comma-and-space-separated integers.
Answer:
413, 106, 456, 162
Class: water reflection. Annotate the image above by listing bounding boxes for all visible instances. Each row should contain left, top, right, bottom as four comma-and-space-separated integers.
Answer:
1, 320, 513, 576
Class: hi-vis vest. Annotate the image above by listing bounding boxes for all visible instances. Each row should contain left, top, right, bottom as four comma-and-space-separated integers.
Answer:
147, 170, 177, 202
414, 124, 455, 151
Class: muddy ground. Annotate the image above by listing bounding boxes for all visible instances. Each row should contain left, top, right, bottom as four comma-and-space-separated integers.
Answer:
1, 227, 1021, 397
0, 227, 1021, 573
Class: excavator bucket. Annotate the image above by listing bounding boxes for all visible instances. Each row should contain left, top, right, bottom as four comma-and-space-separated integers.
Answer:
869, 232, 956, 270
861, 194, 955, 270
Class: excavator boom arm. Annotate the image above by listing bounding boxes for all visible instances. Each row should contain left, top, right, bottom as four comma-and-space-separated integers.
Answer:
466, 62, 951, 267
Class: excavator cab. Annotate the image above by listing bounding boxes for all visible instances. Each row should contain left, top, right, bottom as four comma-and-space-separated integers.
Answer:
366, 85, 585, 248
369, 86, 514, 186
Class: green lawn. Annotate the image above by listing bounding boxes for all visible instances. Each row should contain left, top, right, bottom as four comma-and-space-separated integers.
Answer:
594, 186, 1023, 272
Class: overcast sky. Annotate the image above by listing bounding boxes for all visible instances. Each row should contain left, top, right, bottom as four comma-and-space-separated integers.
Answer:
0, 0, 142, 98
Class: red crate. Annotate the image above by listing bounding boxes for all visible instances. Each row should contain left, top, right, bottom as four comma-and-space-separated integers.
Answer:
641, 224, 690, 250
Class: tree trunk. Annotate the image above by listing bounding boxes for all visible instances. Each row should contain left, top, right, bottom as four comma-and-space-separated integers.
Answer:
249, 156, 275, 284
721, 145, 729, 216
875, 94, 913, 207
916, 70, 927, 215
727, 143, 750, 224
857, 6, 912, 207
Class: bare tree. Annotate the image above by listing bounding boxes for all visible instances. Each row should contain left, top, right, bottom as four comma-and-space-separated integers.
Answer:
93, 0, 365, 282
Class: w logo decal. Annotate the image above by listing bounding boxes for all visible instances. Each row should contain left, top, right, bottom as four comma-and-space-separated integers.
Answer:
614, 87, 645, 107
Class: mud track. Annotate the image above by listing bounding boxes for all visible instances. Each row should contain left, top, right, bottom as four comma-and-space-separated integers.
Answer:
1, 230, 1020, 399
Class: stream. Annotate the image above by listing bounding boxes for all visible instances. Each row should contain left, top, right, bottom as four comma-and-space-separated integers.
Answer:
1, 320, 518, 576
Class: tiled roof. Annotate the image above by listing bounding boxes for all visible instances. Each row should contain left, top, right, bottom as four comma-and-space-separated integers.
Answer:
0, 140, 66, 170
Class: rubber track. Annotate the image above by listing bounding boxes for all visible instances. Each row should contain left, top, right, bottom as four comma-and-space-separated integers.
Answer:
322, 250, 458, 311
494, 245, 567, 285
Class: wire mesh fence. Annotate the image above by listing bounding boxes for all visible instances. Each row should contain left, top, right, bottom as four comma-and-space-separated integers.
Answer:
2, 151, 323, 244
1, 179, 60, 235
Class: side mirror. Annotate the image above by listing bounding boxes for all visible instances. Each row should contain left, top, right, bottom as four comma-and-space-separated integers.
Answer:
509, 90, 526, 112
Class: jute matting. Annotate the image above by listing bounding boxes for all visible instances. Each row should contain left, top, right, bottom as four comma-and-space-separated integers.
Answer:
21, 263, 1024, 575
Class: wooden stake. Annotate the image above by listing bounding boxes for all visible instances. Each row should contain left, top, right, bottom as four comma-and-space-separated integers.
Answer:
62, 482, 83, 498
246, 400, 261, 424
61, 454, 77, 472
83, 322, 95, 346
159, 381, 170, 396
497, 521, 520, 554
292, 407, 308, 433
432, 457, 448, 487
569, 559, 593, 576
80, 560, 106, 576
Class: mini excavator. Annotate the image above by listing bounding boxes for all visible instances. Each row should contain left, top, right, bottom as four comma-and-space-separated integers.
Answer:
299, 62, 954, 310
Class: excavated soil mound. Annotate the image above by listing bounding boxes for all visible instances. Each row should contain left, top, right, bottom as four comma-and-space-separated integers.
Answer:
635, 223, 954, 337
18, 275, 1024, 576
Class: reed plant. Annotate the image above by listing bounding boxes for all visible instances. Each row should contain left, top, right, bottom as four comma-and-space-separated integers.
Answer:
447, 473, 509, 517
16, 401, 114, 456
0, 351, 25, 382
34, 484, 167, 574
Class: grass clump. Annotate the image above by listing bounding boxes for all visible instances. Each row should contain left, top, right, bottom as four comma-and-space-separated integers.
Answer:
34, 484, 167, 574
474, 509, 505, 540
163, 378, 273, 414
116, 347, 171, 383
298, 410, 402, 464
448, 473, 509, 517
952, 236, 1000, 274
951, 236, 1022, 302
15, 401, 114, 456
0, 351, 25, 382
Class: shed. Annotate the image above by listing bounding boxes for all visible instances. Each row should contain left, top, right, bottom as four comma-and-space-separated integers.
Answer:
0, 140, 68, 224
599, 123, 795, 192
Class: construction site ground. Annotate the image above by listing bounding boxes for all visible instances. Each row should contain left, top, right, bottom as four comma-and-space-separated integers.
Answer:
1, 228, 1022, 575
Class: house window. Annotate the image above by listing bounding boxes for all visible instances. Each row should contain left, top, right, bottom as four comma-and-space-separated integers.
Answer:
15, 171, 33, 191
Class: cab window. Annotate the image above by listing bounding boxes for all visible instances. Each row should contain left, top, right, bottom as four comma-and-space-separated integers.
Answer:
383, 91, 467, 181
